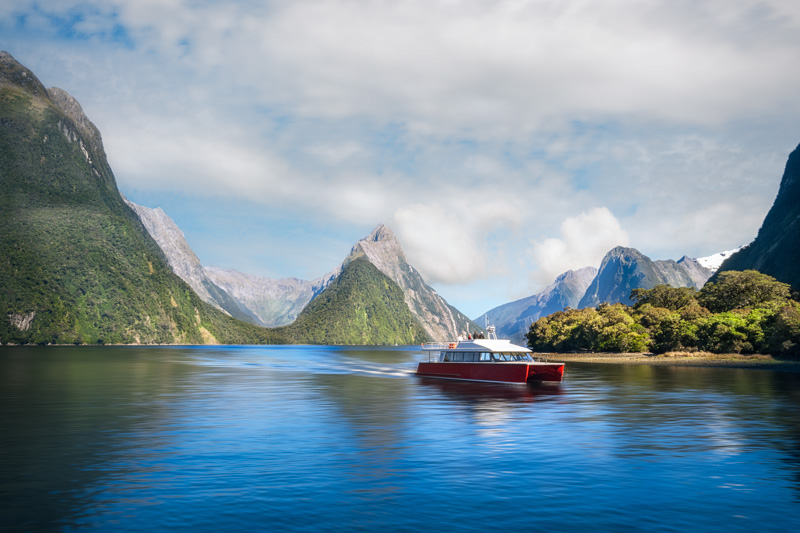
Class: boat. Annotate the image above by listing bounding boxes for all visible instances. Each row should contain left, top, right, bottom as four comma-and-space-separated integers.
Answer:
415, 326, 564, 384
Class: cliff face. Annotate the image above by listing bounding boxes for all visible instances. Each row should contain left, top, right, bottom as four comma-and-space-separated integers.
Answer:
0, 51, 272, 345
343, 225, 479, 342
714, 143, 800, 289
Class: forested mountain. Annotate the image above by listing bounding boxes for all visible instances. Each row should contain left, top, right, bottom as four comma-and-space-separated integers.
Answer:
275, 257, 429, 345
715, 142, 800, 289
342, 225, 480, 341
0, 51, 275, 345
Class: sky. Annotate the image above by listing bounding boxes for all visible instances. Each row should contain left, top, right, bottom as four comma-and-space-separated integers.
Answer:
3, 0, 800, 319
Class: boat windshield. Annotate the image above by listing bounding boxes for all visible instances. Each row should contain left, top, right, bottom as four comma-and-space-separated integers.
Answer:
438, 351, 533, 362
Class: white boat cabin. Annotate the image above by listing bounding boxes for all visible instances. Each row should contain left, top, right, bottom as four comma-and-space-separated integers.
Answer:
422, 338, 535, 363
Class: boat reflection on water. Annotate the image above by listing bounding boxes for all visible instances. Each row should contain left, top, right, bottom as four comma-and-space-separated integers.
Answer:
417, 375, 563, 404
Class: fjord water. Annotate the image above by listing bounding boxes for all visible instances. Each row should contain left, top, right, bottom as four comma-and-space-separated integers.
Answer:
1, 346, 799, 532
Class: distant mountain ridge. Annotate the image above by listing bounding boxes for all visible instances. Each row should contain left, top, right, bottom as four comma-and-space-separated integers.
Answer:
714, 142, 800, 289
578, 247, 711, 308
478, 246, 716, 345
203, 266, 334, 327
475, 267, 597, 345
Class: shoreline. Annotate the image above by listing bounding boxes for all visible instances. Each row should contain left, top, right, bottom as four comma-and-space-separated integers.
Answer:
541, 352, 800, 372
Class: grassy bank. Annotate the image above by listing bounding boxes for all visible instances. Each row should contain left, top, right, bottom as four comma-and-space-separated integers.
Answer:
542, 351, 800, 372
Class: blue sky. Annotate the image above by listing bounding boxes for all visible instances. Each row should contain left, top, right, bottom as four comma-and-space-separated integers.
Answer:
3, 0, 800, 319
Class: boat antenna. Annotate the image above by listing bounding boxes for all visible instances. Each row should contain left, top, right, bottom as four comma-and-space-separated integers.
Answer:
485, 315, 497, 340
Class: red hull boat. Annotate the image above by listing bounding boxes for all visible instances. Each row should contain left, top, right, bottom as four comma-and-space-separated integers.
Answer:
415, 327, 564, 384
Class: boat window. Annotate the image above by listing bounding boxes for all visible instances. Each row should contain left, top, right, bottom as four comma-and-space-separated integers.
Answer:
466, 353, 477, 362
480, 352, 491, 362
443, 353, 451, 362
453, 352, 464, 362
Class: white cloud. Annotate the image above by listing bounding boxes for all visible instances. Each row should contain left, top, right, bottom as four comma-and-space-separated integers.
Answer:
392, 197, 521, 284
4, 0, 800, 318
529, 207, 630, 287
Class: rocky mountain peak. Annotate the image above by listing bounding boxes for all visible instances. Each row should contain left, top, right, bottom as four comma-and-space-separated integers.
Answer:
46, 87, 104, 151
367, 223, 396, 243
348, 224, 408, 280
604, 246, 645, 262
0, 51, 48, 98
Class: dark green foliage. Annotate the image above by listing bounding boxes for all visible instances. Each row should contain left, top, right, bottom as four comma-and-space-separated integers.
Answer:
527, 304, 648, 353
276, 258, 429, 345
0, 82, 279, 345
527, 271, 800, 356
631, 285, 697, 311
698, 270, 791, 312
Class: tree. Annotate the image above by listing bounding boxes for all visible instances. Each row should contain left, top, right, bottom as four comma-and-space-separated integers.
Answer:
698, 270, 791, 313
631, 285, 698, 311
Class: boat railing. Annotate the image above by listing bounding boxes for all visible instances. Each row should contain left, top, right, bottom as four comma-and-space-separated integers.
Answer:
421, 343, 449, 351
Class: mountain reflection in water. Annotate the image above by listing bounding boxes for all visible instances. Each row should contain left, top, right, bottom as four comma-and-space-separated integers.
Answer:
1, 345, 799, 532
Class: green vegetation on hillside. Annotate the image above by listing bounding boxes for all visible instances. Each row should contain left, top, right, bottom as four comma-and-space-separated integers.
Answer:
526, 271, 800, 356
276, 257, 429, 345
0, 83, 282, 345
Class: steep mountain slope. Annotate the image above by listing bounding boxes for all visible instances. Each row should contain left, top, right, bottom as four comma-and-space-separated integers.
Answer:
204, 266, 334, 327
0, 51, 274, 345
124, 200, 263, 325
676, 256, 714, 288
475, 267, 597, 345
343, 225, 479, 341
276, 257, 429, 345
578, 247, 711, 308
715, 143, 800, 289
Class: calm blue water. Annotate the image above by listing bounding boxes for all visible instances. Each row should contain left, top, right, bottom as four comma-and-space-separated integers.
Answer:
1, 345, 799, 532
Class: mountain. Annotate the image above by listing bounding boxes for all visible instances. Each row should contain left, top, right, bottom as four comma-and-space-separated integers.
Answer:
0, 51, 274, 345
275, 257, 429, 345
124, 199, 335, 327
342, 224, 480, 341
475, 267, 597, 345
578, 247, 712, 308
203, 266, 334, 327
126, 203, 472, 338
123, 200, 263, 325
714, 142, 800, 289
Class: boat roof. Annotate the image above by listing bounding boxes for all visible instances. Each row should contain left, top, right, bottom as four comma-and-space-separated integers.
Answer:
426, 339, 531, 353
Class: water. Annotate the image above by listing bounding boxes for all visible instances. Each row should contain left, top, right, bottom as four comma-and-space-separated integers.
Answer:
1, 345, 799, 532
